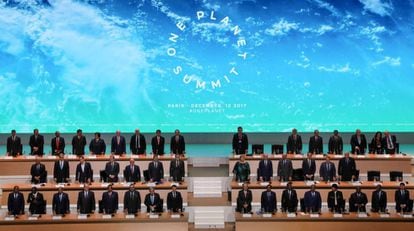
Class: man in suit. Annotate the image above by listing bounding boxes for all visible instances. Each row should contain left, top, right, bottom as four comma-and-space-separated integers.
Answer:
105, 154, 120, 182
395, 182, 411, 213
338, 152, 356, 181
327, 184, 344, 213
277, 154, 293, 182
72, 129, 87, 155
6, 130, 22, 156
124, 184, 141, 214
169, 154, 185, 182
350, 129, 367, 154
258, 154, 273, 182
371, 184, 387, 213
8, 186, 25, 215
130, 129, 146, 155
144, 188, 162, 213
261, 184, 277, 213
151, 129, 165, 155
167, 185, 183, 213
319, 156, 336, 182
124, 158, 141, 182
281, 182, 298, 213
102, 184, 118, 214
27, 187, 45, 214
75, 156, 93, 183
304, 184, 322, 213
148, 155, 164, 182
236, 183, 252, 213
382, 131, 397, 154
51, 131, 65, 155
287, 128, 302, 154
54, 153, 70, 183
302, 153, 316, 181
170, 129, 186, 155
89, 132, 106, 155
308, 129, 323, 154
30, 157, 47, 184
328, 130, 343, 154
29, 128, 44, 156
349, 187, 368, 212
52, 187, 70, 215
111, 130, 126, 155
77, 184, 96, 214
232, 126, 248, 154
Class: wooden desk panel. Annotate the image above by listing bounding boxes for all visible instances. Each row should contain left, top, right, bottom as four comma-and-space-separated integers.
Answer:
0, 182, 188, 206
0, 213, 188, 231
0, 155, 187, 178
231, 181, 413, 204
229, 154, 412, 177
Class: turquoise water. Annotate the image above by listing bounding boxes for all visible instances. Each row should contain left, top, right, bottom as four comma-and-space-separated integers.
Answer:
1, 144, 414, 157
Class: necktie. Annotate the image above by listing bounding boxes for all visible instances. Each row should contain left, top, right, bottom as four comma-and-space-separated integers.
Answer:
151, 195, 154, 204
334, 191, 337, 205
327, 163, 330, 172
157, 137, 160, 145
308, 159, 311, 167
312, 192, 315, 198
388, 137, 393, 149
56, 137, 60, 150
60, 194, 63, 202
136, 136, 138, 149
130, 192, 134, 200
176, 160, 179, 167
37, 164, 40, 171
85, 191, 88, 198
244, 191, 247, 198
131, 165, 134, 174
401, 190, 404, 197
111, 162, 114, 171
173, 192, 176, 198
155, 162, 157, 169
346, 159, 349, 165
288, 190, 291, 199
378, 191, 381, 199
14, 193, 17, 199
264, 160, 267, 167
60, 161, 64, 169
12, 136, 15, 141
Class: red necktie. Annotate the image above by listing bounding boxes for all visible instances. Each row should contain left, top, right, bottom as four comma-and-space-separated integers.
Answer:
56, 138, 60, 149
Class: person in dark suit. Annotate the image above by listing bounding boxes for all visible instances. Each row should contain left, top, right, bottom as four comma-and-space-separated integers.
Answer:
130, 129, 146, 154
277, 154, 293, 182
370, 131, 383, 154
287, 128, 302, 154
102, 184, 118, 214
72, 129, 87, 155
124, 158, 141, 182
105, 154, 120, 182
232, 126, 248, 154
350, 129, 367, 155
111, 130, 126, 155
124, 184, 141, 214
75, 156, 93, 183
371, 184, 387, 213
328, 130, 343, 154
319, 156, 336, 182
6, 130, 22, 156
258, 154, 273, 182
349, 187, 368, 212
151, 129, 165, 155
232, 155, 250, 182
170, 129, 186, 155
281, 182, 298, 212
382, 131, 397, 154
77, 184, 96, 214
27, 187, 45, 214
52, 187, 70, 215
395, 182, 411, 213
29, 128, 44, 156
302, 153, 316, 180
236, 183, 252, 213
327, 184, 344, 213
54, 153, 70, 183
51, 131, 65, 155
304, 184, 322, 213
89, 132, 106, 155
30, 157, 47, 184
261, 184, 277, 213
338, 152, 356, 181
144, 188, 162, 213
308, 129, 323, 154
148, 155, 164, 182
167, 185, 183, 213
8, 186, 25, 215
169, 154, 185, 182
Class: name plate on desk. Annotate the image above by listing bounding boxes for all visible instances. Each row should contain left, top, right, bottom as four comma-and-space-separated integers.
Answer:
294, 154, 303, 158
28, 216, 38, 220
52, 215, 62, 220
242, 213, 252, 218
357, 213, 368, 218
287, 213, 296, 218
333, 214, 343, 218
351, 182, 362, 186
356, 155, 366, 158
170, 182, 179, 187
131, 155, 139, 158
26, 156, 36, 159
305, 181, 315, 186
171, 214, 181, 219
380, 214, 390, 218
238, 182, 244, 186
373, 182, 382, 186
88, 155, 97, 159
101, 183, 110, 187
4, 156, 13, 160
280, 182, 288, 187
262, 213, 272, 218
55, 184, 65, 188
149, 214, 159, 219
315, 155, 324, 158
102, 215, 112, 219
274, 154, 282, 158
310, 214, 319, 218
383, 154, 391, 158
77, 214, 88, 219
147, 182, 156, 187
329, 182, 339, 186
67, 155, 77, 159
47, 156, 57, 159
403, 214, 413, 218
260, 182, 270, 186
125, 215, 135, 219
4, 217, 15, 221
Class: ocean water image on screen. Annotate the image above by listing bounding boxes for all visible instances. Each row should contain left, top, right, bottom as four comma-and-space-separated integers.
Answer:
0, 0, 413, 132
